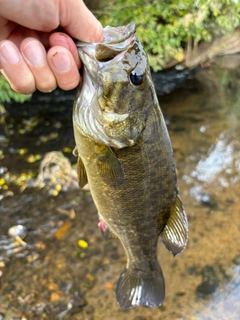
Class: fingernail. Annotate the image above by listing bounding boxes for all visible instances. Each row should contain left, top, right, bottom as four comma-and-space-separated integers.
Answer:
22, 40, 46, 67
0, 42, 21, 65
50, 51, 71, 73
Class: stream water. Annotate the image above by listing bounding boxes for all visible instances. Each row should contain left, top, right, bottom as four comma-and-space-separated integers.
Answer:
0, 55, 240, 320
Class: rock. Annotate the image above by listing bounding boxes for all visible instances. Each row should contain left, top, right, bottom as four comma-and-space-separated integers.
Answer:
68, 292, 87, 314
233, 255, 240, 265
197, 265, 219, 295
200, 193, 217, 209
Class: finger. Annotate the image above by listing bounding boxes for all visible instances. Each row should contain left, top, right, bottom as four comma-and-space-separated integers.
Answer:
20, 37, 57, 92
0, 0, 103, 42
7, 27, 50, 49
60, 0, 104, 42
47, 46, 80, 91
49, 32, 81, 69
0, 0, 59, 32
0, 40, 35, 94
0, 17, 17, 41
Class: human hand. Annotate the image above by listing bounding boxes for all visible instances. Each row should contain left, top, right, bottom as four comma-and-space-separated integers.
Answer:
0, 0, 103, 94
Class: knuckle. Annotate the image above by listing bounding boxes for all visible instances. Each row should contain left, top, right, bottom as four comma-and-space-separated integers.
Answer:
37, 81, 57, 93
35, 73, 57, 92
57, 76, 80, 91
11, 77, 35, 94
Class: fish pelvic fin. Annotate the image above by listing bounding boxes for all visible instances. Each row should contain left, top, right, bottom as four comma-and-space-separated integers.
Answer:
116, 263, 165, 309
161, 194, 188, 257
73, 147, 88, 188
77, 155, 88, 188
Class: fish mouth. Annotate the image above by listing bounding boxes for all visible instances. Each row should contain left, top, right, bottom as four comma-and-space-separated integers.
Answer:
102, 22, 136, 44
76, 22, 136, 46
76, 22, 136, 63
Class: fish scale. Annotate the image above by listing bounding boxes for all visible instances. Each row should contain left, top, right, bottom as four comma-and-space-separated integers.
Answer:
73, 22, 188, 309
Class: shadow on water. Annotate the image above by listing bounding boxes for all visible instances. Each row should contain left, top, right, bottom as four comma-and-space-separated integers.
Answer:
0, 55, 240, 319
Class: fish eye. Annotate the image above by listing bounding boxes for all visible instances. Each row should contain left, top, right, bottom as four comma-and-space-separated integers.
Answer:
130, 69, 144, 86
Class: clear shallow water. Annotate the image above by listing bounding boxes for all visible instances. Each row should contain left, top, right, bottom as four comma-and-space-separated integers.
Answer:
0, 56, 240, 319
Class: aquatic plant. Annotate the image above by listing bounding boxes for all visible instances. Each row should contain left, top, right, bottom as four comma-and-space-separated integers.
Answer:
0, 74, 31, 104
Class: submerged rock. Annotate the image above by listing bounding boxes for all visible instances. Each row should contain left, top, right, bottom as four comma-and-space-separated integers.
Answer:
233, 255, 240, 265
68, 292, 87, 314
199, 193, 217, 209
197, 265, 219, 295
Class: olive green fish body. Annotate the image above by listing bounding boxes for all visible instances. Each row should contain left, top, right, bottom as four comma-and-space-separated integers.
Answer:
73, 22, 188, 309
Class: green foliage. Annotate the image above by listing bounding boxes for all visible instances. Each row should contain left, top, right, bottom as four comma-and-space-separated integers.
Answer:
0, 74, 31, 103
98, 0, 240, 71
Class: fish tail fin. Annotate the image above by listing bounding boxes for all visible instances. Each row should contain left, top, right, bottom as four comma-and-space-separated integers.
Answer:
116, 263, 165, 309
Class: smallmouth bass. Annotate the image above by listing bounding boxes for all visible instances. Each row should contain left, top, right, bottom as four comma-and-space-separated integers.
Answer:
73, 22, 188, 309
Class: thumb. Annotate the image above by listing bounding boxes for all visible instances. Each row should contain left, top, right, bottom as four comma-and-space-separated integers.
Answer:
59, 0, 103, 42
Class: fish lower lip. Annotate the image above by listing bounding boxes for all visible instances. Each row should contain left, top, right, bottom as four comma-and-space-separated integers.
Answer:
103, 112, 129, 123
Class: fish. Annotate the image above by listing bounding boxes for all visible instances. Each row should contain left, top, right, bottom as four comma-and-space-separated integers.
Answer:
73, 22, 188, 309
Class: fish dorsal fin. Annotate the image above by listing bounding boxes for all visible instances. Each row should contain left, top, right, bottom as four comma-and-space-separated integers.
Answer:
94, 144, 124, 189
77, 155, 88, 188
160, 194, 188, 257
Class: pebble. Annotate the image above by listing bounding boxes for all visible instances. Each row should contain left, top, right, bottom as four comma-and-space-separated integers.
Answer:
8, 225, 27, 239
196, 265, 219, 295
232, 254, 240, 265
200, 193, 217, 209
68, 292, 87, 314
50, 292, 61, 303
8, 225, 27, 246
105, 282, 114, 290
78, 239, 88, 249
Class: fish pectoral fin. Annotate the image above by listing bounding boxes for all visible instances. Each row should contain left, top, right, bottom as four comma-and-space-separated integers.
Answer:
77, 156, 88, 188
73, 146, 78, 157
116, 263, 165, 309
94, 145, 124, 189
160, 194, 188, 257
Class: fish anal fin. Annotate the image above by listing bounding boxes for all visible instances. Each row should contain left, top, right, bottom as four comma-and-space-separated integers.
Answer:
104, 228, 118, 240
161, 194, 188, 257
77, 156, 88, 188
116, 263, 165, 309
94, 144, 124, 189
